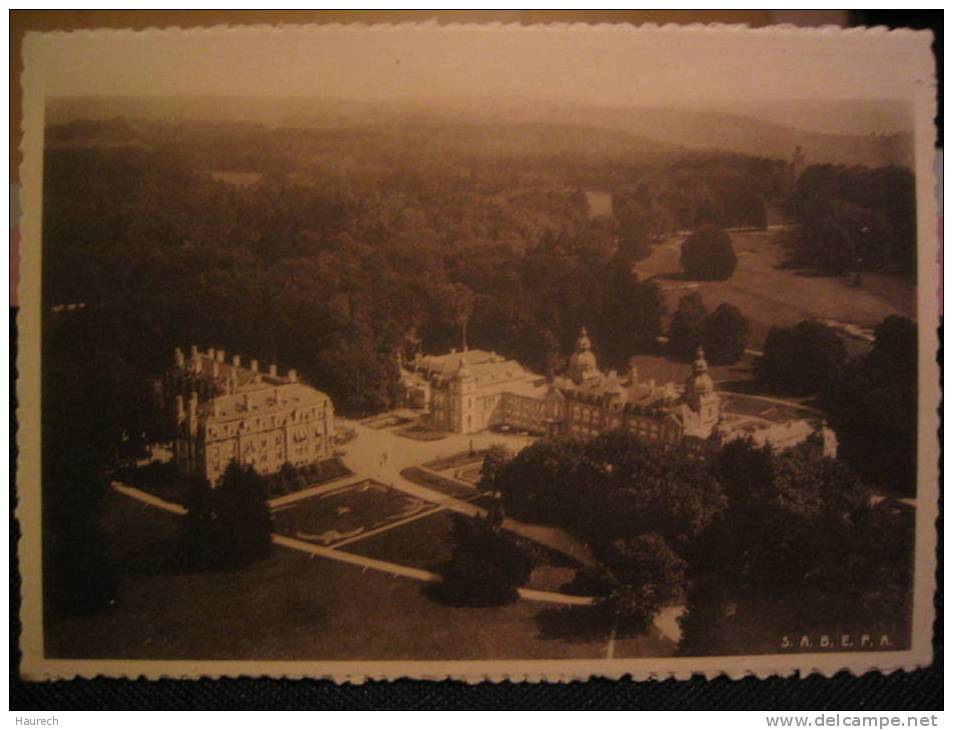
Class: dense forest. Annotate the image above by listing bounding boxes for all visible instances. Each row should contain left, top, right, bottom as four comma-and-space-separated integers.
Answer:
43, 117, 790, 422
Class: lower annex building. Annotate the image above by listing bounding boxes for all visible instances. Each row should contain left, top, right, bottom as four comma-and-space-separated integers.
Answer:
165, 346, 335, 485
400, 328, 837, 458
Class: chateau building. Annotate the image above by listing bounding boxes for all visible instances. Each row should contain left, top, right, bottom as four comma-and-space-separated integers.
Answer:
165, 346, 335, 485
400, 328, 837, 458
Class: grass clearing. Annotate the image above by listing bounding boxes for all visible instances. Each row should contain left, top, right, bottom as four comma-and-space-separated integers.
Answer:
49, 491, 652, 661
634, 227, 915, 349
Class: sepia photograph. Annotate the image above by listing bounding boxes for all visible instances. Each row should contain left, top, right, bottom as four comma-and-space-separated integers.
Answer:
15, 20, 939, 682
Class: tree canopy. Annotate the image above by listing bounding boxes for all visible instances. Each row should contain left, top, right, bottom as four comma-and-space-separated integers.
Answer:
680, 225, 738, 281
755, 320, 848, 396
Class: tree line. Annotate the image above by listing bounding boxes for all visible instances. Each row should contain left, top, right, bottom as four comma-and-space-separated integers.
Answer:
788, 164, 916, 275
756, 315, 918, 496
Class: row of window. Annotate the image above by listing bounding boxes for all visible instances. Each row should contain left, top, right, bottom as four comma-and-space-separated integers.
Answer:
207, 411, 329, 440
207, 438, 328, 475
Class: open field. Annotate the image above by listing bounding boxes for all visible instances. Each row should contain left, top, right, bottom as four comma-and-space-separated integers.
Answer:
47, 490, 677, 660
634, 227, 916, 349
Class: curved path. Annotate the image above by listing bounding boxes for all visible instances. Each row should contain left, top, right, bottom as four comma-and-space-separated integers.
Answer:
339, 419, 595, 566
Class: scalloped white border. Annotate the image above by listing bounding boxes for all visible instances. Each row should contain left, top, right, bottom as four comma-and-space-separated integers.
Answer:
15, 20, 940, 684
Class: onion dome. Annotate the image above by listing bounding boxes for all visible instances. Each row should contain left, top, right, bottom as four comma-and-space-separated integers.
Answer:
569, 326, 598, 382
689, 346, 714, 395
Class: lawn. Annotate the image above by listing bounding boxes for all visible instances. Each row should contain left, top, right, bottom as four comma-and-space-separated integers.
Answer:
46, 490, 682, 661
633, 227, 916, 349
342, 509, 457, 571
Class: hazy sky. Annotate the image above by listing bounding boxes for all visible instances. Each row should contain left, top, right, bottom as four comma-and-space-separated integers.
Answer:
28, 23, 932, 108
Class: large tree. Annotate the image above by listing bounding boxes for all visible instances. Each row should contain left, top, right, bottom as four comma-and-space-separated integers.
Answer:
702, 303, 750, 365
821, 315, 918, 494
668, 292, 707, 361
680, 225, 737, 281
184, 460, 273, 570
431, 514, 533, 606
755, 320, 847, 396
599, 533, 687, 634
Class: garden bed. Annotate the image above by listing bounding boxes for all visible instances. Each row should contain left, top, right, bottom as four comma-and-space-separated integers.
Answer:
396, 424, 449, 441
422, 449, 488, 471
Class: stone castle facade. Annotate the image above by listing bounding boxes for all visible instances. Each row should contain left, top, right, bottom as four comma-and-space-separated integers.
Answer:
401, 328, 837, 458
165, 346, 335, 485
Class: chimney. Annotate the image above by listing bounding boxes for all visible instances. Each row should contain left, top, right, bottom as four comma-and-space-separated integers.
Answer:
174, 347, 185, 368
451, 348, 457, 354
207, 347, 215, 359
188, 394, 198, 432
288, 368, 298, 382
195, 357, 203, 374
190, 344, 199, 358
176, 395, 185, 421
216, 349, 225, 364
212, 360, 220, 378
250, 359, 259, 373
232, 354, 241, 368
269, 364, 277, 377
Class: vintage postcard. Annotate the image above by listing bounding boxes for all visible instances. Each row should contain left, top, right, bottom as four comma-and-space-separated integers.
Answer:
16, 22, 939, 682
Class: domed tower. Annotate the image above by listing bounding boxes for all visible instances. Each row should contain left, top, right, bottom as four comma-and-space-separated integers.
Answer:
569, 327, 600, 384
684, 346, 719, 433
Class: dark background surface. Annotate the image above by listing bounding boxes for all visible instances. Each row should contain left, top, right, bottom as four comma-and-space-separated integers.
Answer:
10, 9, 942, 710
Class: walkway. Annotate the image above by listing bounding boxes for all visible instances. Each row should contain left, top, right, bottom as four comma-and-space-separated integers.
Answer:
111, 482, 188, 515
272, 533, 595, 607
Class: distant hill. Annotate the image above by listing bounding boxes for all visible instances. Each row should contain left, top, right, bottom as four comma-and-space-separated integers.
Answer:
693, 98, 912, 137
47, 95, 913, 168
